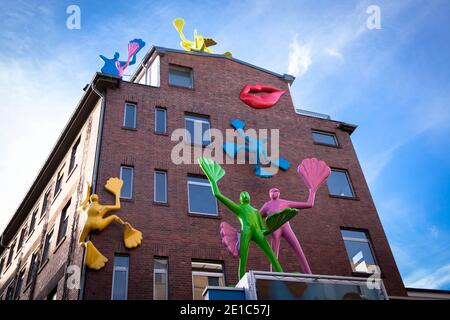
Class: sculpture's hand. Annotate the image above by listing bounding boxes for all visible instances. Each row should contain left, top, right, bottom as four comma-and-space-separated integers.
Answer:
105, 177, 123, 196
198, 157, 225, 185
297, 158, 331, 192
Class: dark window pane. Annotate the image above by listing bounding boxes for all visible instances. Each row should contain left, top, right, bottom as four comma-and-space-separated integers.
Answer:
312, 132, 337, 146
57, 201, 70, 243
208, 276, 220, 286
14, 270, 25, 299
123, 104, 136, 128
0, 258, 4, 275
29, 210, 37, 234
169, 66, 192, 88
188, 177, 217, 215
27, 253, 39, 284
7, 242, 15, 265
155, 108, 167, 134
41, 231, 53, 264
327, 170, 354, 197
154, 171, 167, 203
41, 191, 51, 218
185, 115, 210, 146
68, 139, 80, 173
55, 170, 64, 194
112, 255, 129, 300
120, 167, 133, 199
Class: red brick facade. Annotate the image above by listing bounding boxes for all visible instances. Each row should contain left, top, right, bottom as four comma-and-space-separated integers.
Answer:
82, 49, 406, 299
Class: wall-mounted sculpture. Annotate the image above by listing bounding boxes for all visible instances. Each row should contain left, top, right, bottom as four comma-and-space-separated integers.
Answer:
173, 18, 232, 57
100, 38, 145, 77
260, 158, 330, 274
223, 118, 290, 178
78, 178, 143, 270
239, 83, 286, 109
198, 157, 298, 279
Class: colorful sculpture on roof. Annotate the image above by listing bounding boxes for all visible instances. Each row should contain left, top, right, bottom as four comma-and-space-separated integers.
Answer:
223, 119, 290, 178
260, 158, 330, 274
99, 38, 146, 77
198, 157, 298, 279
240, 83, 286, 109
173, 18, 232, 57
78, 178, 143, 270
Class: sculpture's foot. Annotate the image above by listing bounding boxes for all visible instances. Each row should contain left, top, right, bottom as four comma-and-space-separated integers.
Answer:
123, 223, 143, 248
85, 241, 108, 270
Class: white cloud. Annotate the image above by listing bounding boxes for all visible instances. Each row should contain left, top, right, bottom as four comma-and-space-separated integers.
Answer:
405, 263, 450, 289
325, 47, 344, 60
287, 34, 312, 77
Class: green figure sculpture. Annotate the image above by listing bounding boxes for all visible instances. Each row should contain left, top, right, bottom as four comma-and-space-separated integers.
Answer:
198, 157, 298, 279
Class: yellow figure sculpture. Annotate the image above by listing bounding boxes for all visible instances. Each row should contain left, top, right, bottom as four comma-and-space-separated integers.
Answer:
78, 178, 143, 270
173, 17, 232, 57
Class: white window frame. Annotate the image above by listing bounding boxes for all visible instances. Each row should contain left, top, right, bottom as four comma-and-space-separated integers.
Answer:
153, 258, 168, 300
111, 256, 129, 300
123, 103, 137, 129
184, 115, 211, 146
120, 166, 134, 199
155, 107, 167, 134
187, 177, 218, 216
154, 171, 167, 203
312, 130, 338, 146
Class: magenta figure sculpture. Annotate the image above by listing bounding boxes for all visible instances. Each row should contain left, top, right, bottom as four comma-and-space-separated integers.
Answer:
260, 158, 331, 274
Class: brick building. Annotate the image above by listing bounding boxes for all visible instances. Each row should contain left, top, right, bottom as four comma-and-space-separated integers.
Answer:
0, 46, 407, 300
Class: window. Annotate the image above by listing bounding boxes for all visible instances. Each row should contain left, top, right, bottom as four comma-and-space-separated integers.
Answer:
123, 103, 137, 129
54, 168, 64, 195
169, 65, 193, 88
185, 114, 211, 146
5, 282, 15, 300
341, 229, 378, 273
41, 229, 53, 265
312, 131, 338, 146
27, 252, 39, 284
14, 269, 25, 299
111, 255, 129, 300
6, 241, 16, 266
192, 261, 224, 300
0, 257, 5, 275
57, 201, 71, 244
187, 176, 218, 216
46, 286, 58, 300
155, 107, 167, 134
17, 228, 27, 253
154, 171, 167, 203
153, 258, 168, 300
28, 209, 38, 235
40, 190, 51, 218
68, 138, 80, 173
327, 169, 354, 197
120, 166, 134, 199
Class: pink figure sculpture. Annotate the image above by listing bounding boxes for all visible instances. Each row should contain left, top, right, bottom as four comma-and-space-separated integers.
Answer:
115, 41, 141, 77
259, 158, 330, 274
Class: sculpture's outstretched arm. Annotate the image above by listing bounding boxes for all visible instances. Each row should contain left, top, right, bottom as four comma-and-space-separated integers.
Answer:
198, 157, 241, 217
99, 55, 108, 62
284, 191, 315, 209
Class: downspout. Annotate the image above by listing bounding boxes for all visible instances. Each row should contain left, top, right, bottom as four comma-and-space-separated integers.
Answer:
77, 82, 106, 300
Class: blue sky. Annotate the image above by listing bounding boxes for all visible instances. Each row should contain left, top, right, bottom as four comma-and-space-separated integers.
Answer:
0, 0, 449, 290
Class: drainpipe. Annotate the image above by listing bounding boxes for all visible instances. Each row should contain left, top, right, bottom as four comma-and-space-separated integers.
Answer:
77, 82, 106, 300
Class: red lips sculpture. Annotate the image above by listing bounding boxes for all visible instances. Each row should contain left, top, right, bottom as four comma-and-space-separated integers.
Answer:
239, 83, 286, 109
